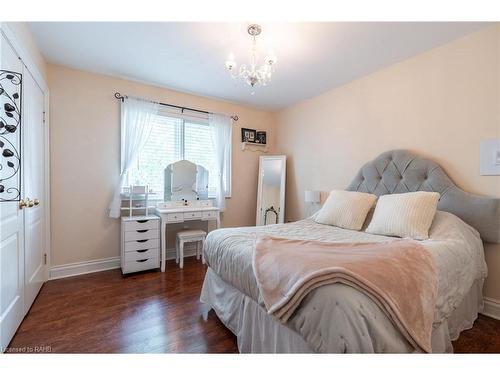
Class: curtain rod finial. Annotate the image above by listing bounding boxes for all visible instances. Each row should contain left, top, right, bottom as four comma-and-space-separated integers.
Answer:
114, 92, 125, 102
232, 115, 239, 121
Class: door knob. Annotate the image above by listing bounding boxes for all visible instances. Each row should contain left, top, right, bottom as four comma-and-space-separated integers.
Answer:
27, 199, 34, 208
33, 198, 40, 206
19, 199, 27, 209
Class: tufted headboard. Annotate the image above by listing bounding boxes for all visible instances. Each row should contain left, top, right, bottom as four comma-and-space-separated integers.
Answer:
347, 150, 500, 243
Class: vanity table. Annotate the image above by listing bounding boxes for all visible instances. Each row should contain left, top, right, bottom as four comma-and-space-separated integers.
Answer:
157, 159, 220, 272
156, 200, 220, 272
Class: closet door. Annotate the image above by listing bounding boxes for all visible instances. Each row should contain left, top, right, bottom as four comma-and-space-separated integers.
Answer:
0, 32, 25, 349
22, 68, 46, 312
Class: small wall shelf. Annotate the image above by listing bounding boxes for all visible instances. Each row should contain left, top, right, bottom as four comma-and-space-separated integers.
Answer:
241, 142, 268, 152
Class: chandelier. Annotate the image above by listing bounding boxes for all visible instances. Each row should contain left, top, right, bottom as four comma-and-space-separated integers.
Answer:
225, 24, 277, 88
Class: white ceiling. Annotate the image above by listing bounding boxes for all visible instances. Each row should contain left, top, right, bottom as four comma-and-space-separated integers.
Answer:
29, 22, 489, 111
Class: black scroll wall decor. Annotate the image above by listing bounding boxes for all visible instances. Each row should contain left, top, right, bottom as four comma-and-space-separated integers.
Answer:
0, 70, 22, 202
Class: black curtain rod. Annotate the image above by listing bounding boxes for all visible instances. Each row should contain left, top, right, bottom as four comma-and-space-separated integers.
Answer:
114, 92, 239, 121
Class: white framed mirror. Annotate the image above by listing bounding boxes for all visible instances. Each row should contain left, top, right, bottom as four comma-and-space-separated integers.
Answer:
256, 155, 286, 226
164, 159, 209, 201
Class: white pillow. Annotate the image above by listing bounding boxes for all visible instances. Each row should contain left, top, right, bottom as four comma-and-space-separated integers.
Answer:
365, 191, 440, 240
315, 190, 377, 231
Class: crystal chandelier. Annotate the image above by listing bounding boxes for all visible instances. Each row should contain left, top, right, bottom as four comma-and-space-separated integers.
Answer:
225, 24, 277, 88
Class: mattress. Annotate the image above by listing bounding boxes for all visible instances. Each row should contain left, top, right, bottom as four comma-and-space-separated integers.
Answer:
202, 211, 487, 353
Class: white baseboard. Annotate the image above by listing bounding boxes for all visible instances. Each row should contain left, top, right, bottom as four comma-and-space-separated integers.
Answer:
50, 257, 121, 280
49, 244, 200, 280
482, 297, 500, 320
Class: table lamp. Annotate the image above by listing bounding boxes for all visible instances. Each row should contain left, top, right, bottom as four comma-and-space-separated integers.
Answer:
304, 190, 320, 217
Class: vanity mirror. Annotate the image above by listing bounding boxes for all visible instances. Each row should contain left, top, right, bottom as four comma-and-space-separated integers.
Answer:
256, 155, 286, 226
164, 160, 209, 201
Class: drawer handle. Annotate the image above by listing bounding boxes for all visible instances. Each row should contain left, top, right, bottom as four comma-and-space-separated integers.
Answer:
136, 249, 148, 253
136, 239, 149, 243
136, 258, 149, 263
137, 219, 149, 223
137, 229, 148, 233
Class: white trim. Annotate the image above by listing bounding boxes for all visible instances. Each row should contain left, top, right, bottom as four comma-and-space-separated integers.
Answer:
49, 246, 200, 280
43, 90, 51, 280
482, 297, 500, 320
49, 257, 121, 280
0, 23, 48, 92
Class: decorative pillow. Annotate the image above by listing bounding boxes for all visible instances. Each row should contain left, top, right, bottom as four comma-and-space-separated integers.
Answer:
360, 206, 376, 231
365, 191, 440, 240
315, 190, 377, 231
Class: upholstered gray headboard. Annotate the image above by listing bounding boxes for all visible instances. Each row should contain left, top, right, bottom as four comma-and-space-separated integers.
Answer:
347, 150, 500, 243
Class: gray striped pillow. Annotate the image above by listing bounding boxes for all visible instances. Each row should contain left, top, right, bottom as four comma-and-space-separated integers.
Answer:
365, 192, 440, 240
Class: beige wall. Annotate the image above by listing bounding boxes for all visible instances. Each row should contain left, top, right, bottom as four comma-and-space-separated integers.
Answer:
48, 64, 276, 266
276, 25, 500, 299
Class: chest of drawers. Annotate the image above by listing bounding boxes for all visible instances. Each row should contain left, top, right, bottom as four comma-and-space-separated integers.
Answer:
120, 215, 160, 274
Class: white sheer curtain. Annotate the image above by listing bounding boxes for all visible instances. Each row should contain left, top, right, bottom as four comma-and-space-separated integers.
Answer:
109, 97, 159, 218
209, 113, 232, 211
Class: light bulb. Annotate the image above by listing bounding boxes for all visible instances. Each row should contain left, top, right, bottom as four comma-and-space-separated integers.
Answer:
265, 48, 277, 65
266, 55, 277, 66
225, 52, 236, 70
225, 61, 236, 70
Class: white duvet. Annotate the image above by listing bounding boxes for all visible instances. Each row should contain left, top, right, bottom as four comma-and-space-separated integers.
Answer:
203, 211, 487, 352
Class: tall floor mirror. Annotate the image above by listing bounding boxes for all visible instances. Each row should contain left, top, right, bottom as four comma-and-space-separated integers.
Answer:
256, 155, 286, 226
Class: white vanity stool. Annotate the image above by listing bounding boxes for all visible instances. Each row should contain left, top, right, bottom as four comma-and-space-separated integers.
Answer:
176, 229, 207, 268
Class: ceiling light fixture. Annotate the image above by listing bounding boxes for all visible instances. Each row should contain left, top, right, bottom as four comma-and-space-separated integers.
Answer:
225, 24, 277, 89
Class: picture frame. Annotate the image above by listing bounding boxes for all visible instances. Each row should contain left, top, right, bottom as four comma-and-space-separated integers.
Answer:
256, 131, 267, 144
241, 127, 256, 143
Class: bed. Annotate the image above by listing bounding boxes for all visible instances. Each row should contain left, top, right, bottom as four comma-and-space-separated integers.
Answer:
200, 150, 499, 353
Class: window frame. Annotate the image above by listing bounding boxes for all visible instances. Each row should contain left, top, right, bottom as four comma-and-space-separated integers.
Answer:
129, 110, 232, 199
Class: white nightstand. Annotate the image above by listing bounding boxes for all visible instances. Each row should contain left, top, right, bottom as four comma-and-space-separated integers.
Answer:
120, 215, 160, 274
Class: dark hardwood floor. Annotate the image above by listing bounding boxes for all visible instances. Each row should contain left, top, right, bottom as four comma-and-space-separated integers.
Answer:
452, 314, 500, 353
7, 257, 500, 353
8, 258, 237, 353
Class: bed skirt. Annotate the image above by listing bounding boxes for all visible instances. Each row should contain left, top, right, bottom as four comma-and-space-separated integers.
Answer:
200, 267, 484, 353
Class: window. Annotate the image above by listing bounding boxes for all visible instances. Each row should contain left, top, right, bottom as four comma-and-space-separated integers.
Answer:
127, 112, 231, 199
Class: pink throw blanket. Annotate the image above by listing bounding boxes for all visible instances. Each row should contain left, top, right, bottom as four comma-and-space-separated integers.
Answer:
253, 236, 437, 353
